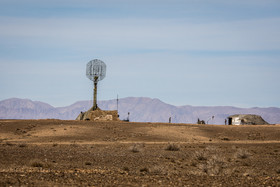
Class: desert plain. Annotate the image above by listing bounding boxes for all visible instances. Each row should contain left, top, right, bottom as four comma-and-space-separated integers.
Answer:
0, 119, 280, 186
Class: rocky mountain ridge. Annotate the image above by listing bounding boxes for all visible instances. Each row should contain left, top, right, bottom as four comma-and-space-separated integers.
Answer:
0, 97, 279, 124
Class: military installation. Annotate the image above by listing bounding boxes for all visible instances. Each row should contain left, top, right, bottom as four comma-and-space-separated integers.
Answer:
76, 59, 119, 121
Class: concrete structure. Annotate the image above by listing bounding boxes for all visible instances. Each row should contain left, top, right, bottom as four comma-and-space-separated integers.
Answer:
227, 114, 268, 125
76, 107, 119, 121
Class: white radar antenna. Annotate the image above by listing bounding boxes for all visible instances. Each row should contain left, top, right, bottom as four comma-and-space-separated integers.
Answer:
86, 59, 106, 110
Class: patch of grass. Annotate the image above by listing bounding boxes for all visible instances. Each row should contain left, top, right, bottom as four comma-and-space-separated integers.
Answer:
165, 143, 180, 151
221, 137, 230, 141
235, 149, 251, 159
193, 150, 208, 161
131, 145, 140, 153
129, 143, 144, 153
191, 161, 197, 167
198, 155, 228, 176
52, 143, 58, 147
30, 159, 44, 168
85, 161, 92, 166
192, 146, 234, 176
70, 143, 78, 147
123, 166, 129, 172
18, 143, 27, 148
150, 165, 167, 175
5, 142, 14, 146
204, 155, 227, 176
242, 162, 250, 166
140, 167, 149, 173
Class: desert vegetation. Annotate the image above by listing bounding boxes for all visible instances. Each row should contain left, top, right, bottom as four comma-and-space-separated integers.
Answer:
0, 120, 279, 186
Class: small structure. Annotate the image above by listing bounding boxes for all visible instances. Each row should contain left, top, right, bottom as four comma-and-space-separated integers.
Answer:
76, 107, 119, 121
197, 118, 205, 124
227, 114, 269, 125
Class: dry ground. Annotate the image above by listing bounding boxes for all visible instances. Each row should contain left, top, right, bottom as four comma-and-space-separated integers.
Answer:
0, 119, 280, 186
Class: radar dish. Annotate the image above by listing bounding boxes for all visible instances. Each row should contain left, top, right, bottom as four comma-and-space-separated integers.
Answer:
86, 59, 107, 110
86, 59, 106, 82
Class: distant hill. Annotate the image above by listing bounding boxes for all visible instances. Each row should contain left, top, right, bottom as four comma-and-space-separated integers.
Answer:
1, 97, 280, 124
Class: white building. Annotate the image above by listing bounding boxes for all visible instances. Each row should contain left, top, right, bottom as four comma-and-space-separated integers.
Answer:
227, 114, 269, 125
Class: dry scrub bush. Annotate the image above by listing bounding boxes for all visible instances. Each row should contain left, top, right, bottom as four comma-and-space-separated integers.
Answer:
139, 167, 149, 173
30, 159, 44, 167
129, 143, 144, 153
193, 146, 219, 161
199, 155, 227, 176
85, 161, 92, 166
165, 143, 180, 151
18, 143, 27, 148
192, 146, 234, 176
193, 150, 208, 161
70, 143, 78, 147
5, 142, 14, 146
234, 149, 251, 159
30, 159, 52, 168
52, 143, 58, 147
123, 166, 129, 172
149, 165, 168, 175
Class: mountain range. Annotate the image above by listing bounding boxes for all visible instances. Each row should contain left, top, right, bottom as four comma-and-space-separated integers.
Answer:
0, 97, 280, 124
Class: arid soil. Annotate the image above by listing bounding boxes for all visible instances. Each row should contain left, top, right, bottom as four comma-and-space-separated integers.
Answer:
0, 119, 280, 186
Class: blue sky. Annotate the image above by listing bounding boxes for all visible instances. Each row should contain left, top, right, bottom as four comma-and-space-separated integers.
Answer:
0, 0, 280, 107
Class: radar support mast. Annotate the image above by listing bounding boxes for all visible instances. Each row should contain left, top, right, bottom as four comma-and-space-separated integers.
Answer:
93, 76, 98, 110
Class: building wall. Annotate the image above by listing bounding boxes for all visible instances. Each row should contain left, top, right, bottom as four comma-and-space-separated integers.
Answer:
231, 117, 241, 125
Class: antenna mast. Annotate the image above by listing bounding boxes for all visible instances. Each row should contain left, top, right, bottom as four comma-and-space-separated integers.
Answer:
117, 95, 119, 112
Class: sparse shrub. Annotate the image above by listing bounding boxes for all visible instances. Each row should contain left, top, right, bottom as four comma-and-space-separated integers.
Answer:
193, 146, 220, 161
30, 159, 44, 167
70, 143, 78, 147
235, 149, 251, 159
207, 155, 227, 175
85, 161, 92, 166
165, 143, 180, 151
205, 146, 218, 153
130, 144, 140, 153
192, 146, 234, 176
5, 142, 14, 146
129, 143, 144, 153
199, 155, 227, 176
221, 137, 230, 141
150, 165, 167, 175
140, 167, 149, 172
191, 161, 197, 167
193, 150, 208, 161
18, 143, 27, 148
123, 166, 129, 172
52, 143, 58, 147
242, 162, 250, 166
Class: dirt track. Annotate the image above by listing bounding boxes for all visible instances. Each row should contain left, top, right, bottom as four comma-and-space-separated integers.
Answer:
1, 120, 280, 186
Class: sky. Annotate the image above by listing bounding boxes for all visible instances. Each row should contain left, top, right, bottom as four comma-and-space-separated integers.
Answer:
0, 0, 280, 108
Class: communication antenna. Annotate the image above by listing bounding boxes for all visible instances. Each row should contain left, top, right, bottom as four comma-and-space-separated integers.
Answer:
86, 59, 106, 110
117, 95, 119, 112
